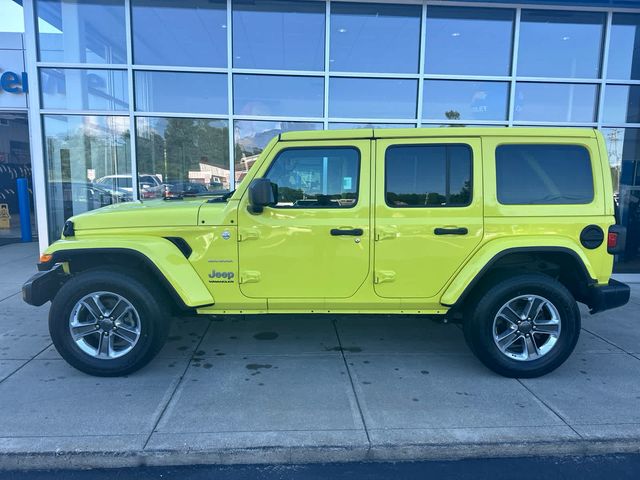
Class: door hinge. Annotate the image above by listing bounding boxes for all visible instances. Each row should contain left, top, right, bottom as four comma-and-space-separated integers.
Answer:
374, 270, 396, 284
375, 226, 398, 241
238, 229, 260, 242
239, 270, 261, 284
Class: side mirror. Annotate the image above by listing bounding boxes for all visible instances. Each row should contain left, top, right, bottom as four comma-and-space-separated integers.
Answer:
248, 178, 277, 214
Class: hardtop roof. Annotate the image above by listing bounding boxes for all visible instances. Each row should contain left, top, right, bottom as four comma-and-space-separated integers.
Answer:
279, 127, 597, 142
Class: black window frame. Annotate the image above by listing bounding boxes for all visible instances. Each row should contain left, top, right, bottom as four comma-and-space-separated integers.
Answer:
384, 143, 474, 209
262, 146, 362, 209
495, 143, 595, 206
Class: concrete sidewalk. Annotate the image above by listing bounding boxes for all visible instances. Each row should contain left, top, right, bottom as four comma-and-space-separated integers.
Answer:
1, 242, 640, 470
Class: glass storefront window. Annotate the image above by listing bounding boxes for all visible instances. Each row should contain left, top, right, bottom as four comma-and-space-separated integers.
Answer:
233, 75, 323, 117
608, 13, 640, 80
233, 0, 324, 71
36, 0, 127, 63
425, 6, 514, 76
329, 78, 417, 119
135, 71, 227, 114
603, 85, 640, 123
43, 115, 131, 240
422, 80, 509, 121
132, 0, 227, 67
329, 123, 415, 130
234, 120, 322, 183
518, 10, 605, 78
136, 117, 230, 197
330, 2, 421, 73
514, 82, 599, 122
40, 68, 129, 111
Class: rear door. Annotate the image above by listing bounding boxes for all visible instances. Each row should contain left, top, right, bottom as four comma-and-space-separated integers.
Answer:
373, 137, 484, 298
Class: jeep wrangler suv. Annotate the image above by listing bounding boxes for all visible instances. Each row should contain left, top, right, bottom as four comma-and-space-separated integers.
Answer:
23, 127, 630, 378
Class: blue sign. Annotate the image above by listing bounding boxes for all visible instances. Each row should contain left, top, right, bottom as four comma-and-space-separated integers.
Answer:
0, 71, 28, 94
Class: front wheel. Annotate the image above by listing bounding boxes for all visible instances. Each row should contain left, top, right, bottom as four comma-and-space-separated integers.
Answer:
463, 273, 581, 378
49, 268, 170, 376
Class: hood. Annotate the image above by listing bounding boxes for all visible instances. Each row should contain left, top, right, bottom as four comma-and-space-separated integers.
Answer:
70, 198, 206, 230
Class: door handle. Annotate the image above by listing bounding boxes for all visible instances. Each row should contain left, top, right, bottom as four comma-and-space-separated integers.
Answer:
434, 227, 468, 235
330, 228, 363, 236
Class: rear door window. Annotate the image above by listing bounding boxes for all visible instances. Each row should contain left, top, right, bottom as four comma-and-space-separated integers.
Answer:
385, 144, 472, 207
495, 144, 594, 205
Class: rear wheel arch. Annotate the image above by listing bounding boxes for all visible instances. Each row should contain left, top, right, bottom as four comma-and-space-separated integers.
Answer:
449, 247, 596, 312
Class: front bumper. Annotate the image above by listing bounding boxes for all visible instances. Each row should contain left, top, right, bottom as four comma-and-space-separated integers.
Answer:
586, 279, 630, 314
22, 264, 67, 306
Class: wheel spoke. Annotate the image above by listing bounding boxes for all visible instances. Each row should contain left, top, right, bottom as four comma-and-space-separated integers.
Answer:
497, 331, 521, 352
501, 306, 521, 325
70, 323, 98, 339
523, 336, 539, 360
97, 333, 112, 358
81, 299, 103, 321
110, 301, 131, 322
112, 327, 137, 345
523, 297, 543, 320
533, 323, 560, 335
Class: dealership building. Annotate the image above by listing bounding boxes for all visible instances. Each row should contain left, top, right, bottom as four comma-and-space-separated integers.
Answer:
0, 0, 640, 271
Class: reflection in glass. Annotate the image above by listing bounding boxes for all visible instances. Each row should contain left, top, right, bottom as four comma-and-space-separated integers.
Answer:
265, 148, 360, 208
514, 82, 598, 122
425, 6, 514, 76
132, 0, 227, 67
329, 123, 414, 130
608, 14, 640, 80
602, 128, 640, 271
330, 2, 421, 73
329, 78, 417, 119
135, 71, 227, 114
233, 0, 324, 71
423, 80, 509, 121
136, 117, 230, 197
233, 75, 324, 117
40, 68, 129, 111
603, 85, 640, 123
518, 10, 604, 78
234, 120, 322, 183
43, 115, 131, 240
36, 0, 127, 63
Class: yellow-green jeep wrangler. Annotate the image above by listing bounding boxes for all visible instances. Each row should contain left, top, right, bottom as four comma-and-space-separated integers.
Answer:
23, 127, 630, 378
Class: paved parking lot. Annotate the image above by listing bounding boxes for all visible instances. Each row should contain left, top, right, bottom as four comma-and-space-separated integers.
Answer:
1, 242, 640, 469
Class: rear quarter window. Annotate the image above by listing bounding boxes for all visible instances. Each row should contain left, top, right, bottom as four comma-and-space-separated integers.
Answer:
495, 144, 594, 205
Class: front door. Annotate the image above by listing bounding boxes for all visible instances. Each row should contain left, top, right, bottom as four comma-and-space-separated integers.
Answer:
237, 140, 371, 299
373, 137, 484, 298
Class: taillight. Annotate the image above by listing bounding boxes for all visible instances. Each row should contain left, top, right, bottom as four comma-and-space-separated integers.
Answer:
607, 225, 626, 255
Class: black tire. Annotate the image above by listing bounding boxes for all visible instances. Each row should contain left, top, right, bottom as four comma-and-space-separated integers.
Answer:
49, 268, 170, 377
463, 273, 580, 378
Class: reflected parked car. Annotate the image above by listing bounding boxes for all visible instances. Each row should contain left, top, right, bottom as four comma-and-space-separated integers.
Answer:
48, 181, 129, 215
95, 174, 164, 199
163, 181, 210, 198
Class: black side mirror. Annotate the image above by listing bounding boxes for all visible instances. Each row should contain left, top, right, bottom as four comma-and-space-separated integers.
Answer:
248, 178, 276, 214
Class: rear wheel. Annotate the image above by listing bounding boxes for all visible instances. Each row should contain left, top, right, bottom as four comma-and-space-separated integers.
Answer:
49, 268, 170, 376
463, 273, 580, 378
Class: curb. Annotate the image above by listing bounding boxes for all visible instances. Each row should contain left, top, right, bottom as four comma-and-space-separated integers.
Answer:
2, 439, 640, 470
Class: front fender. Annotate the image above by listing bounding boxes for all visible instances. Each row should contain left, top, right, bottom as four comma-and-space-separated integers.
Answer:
440, 236, 598, 306
42, 237, 214, 308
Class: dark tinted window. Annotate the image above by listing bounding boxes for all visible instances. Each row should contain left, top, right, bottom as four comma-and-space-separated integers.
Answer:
496, 144, 594, 205
265, 148, 360, 208
385, 145, 472, 208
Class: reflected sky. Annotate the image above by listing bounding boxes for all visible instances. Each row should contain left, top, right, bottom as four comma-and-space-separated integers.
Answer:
603, 85, 640, 123
608, 13, 640, 80
422, 80, 509, 121
514, 82, 598, 122
330, 2, 421, 73
425, 6, 514, 76
233, 0, 324, 71
132, 0, 227, 67
329, 78, 417, 119
135, 71, 227, 114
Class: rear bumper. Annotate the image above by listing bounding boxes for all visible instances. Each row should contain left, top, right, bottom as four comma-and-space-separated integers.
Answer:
22, 264, 67, 307
585, 279, 630, 314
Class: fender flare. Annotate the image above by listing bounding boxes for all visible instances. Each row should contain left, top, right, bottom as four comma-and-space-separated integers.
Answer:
441, 245, 596, 308
40, 238, 214, 309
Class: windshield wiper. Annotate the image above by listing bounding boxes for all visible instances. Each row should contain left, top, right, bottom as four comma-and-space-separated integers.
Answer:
207, 190, 235, 203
